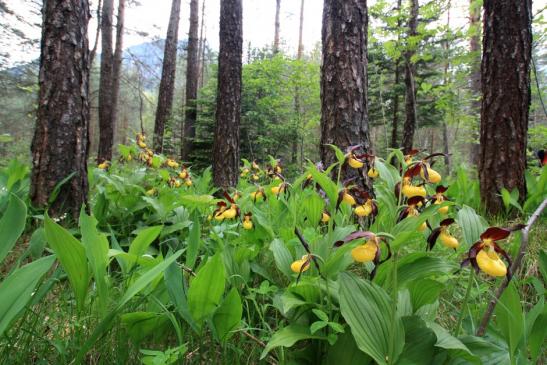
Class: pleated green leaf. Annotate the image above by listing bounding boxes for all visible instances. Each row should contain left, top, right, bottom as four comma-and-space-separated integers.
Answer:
0, 194, 26, 265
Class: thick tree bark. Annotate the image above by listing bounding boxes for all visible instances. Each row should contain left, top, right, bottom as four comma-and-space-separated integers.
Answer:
479, 0, 532, 215
31, 0, 90, 218
111, 0, 125, 145
273, 0, 281, 53
401, 0, 418, 153
320, 0, 372, 193
197, 0, 206, 88
291, 0, 304, 165
153, 0, 182, 153
97, 0, 114, 163
212, 0, 243, 188
181, 0, 200, 160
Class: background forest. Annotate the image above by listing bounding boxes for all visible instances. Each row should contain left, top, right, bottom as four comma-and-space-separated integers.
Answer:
0, 0, 546, 364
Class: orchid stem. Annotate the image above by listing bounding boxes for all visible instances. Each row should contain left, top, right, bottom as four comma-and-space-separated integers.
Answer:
454, 268, 474, 337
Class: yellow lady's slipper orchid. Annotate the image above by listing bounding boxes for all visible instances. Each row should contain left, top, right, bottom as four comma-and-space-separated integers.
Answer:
347, 156, 364, 169
290, 255, 311, 273
342, 192, 356, 206
184, 178, 192, 187
367, 168, 379, 178
179, 169, 189, 179
440, 231, 458, 249
476, 248, 507, 277
420, 164, 442, 183
98, 161, 109, 170
402, 183, 427, 198
271, 184, 285, 196
166, 159, 179, 168
351, 240, 378, 263
242, 213, 253, 230
251, 174, 259, 181
321, 212, 330, 223
222, 205, 238, 220
145, 188, 156, 196
354, 203, 372, 217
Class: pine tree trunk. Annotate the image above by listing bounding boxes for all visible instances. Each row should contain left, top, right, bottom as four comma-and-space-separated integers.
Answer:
320, 0, 372, 193
390, 0, 402, 148
111, 0, 125, 145
273, 0, 281, 53
89, 0, 102, 69
469, 0, 481, 164
292, 0, 304, 165
97, 0, 114, 163
31, 0, 91, 219
212, 0, 243, 188
479, 0, 532, 215
197, 0, 206, 89
153, 0, 182, 153
181, 0, 200, 160
401, 0, 418, 153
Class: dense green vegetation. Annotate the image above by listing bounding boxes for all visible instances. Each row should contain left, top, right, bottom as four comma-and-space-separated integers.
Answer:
0, 140, 545, 363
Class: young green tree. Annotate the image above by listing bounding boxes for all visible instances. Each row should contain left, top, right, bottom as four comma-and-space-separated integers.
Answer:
31, 0, 91, 218
320, 0, 372, 192
479, 0, 532, 214
212, 0, 243, 188
153, 0, 182, 153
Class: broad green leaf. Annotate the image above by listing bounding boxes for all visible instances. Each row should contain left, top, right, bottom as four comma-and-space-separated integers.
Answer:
0, 194, 26, 264
375, 159, 400, 189
186, 212, 200, 269
120, 311, 169, 343
327, 144, 347, 165
164, 258, 197, 332
338, 272, 405, 365
28, 227, 46, 260
427, 322, 473, 355
325, 330, 372, 365
80, 211, 109, 315
407, 279, 444, 312
188, 253, 225, 327
449, 335, 509, 365
528, 304, 547, 363
45, 215, 89, 311
212, 288, 242, 342
308, 164, 339, 212
0, 255, 56, 336
456, 205, 488, 246
397, 316, 436, 365
260, 324, 325, 359
179, 194, 217, 209
494, 281, 524, 360
269, 239, 293, 278
128, 225, 163, 258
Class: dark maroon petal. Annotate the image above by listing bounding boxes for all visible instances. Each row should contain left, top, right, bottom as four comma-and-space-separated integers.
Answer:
223, 191, 235, 204
436, 185, 448, 193
397, 208, 410, 223
423, 152, 447, 161
493, 244, 513, 279
440, 218, 455, 226
468, 241, 483, 259
333, 231, 376, 247
394, 182, 401, 198
480, 227, 511, 241
407, 196, 425, 206
427, 228, 442, 251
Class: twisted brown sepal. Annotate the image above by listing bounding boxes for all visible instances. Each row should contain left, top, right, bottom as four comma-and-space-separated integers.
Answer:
333, 230, 376, 247
294, 228, 321, 275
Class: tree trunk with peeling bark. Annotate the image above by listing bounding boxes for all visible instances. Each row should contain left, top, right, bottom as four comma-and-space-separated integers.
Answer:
479, 0, 532, 215
212, 0, 243, 188
320, 0, 372, 193
31, 0, 91, 219
97, 0, 113, 163
401, 0, 418, 153
182, 0, 200, 160
469, 0, 481, 164
153, 0, 182, 153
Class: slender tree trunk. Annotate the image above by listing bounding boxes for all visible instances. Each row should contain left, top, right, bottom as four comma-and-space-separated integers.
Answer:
31, 0, 91, 219
292, 0, 304, 165
469, 0, 481, 164
390, 0, 402, 148
197, 0, 206, 87
111, 0, 125, 145
89, 0, 102, 69
212, 0, 243, 188
153, 0, 182, 153
182, 0, 200, 160
401, 0, 418, 153
273, 0, 281, 53
479, 0, 532, 215
97, 0, 114, 163
320, 0, 372, 193
442, 0, 451, 175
